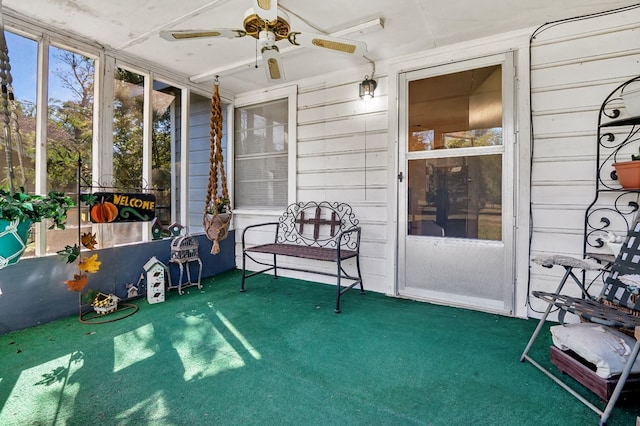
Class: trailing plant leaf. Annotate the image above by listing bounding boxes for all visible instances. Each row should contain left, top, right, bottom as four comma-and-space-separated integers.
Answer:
78, 254, 101, 273
57, 245, 81, 263
64, 274, 88, 292
0, 187, 74, 229
81, 232, 97, 250
80, 193, 98, 206
82, 289, 99, 305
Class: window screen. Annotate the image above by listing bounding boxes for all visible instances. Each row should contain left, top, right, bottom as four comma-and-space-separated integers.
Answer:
234, 98, 288, 209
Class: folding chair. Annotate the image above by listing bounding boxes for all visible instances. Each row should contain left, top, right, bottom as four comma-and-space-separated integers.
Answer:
521, 218, 640, 425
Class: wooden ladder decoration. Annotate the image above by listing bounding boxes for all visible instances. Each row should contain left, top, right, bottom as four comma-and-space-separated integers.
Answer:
203, 78, 231, 254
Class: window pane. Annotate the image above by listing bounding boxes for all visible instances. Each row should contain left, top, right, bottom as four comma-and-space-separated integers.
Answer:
151, 80, 180, 226
235, 154, 288, 208
46, 47, 95, 255
3, 32, 37, 257
407, 154, 502, 240
234, 98, 288, 209
408, 65, 502, 151
112, 68, 145, 245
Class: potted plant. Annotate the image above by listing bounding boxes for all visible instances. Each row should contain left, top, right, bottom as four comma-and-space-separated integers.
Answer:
613, 147, 640, 189
0, 187, 74, 267
207, 196, 230, 215
204, 195, 232, 255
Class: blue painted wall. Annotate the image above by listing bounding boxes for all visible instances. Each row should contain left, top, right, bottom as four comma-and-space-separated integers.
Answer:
0, 232, 235, 334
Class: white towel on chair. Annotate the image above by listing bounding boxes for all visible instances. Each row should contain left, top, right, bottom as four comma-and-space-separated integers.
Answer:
551, 323, 640, 378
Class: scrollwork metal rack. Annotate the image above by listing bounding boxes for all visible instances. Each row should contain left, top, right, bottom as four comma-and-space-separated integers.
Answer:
584, 75, 640, 265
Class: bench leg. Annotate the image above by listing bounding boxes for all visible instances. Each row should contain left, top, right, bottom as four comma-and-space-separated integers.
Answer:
241, 250, 247, 292
356, 254, 365, 294
273, 253, 278, 279
335, 258, 342, 314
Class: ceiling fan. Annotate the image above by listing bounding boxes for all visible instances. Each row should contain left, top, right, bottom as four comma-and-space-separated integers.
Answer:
159, 0, 368, 84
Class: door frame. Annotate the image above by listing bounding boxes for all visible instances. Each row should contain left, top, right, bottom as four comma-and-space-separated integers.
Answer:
385, 33, 532, 318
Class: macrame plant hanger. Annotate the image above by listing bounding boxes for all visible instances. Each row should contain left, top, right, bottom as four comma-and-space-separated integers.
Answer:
203, 77, 232, 255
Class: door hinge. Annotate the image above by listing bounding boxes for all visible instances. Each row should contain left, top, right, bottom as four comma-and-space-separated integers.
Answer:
398, 171, 404, 182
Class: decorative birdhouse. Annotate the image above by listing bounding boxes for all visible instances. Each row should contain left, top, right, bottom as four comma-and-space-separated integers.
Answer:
143, 256, 170, 304
168, 231, 203, 295
168, 222, 184, 237
91, 292, 120, 315
170, 234, 199, 262
151, 218, 164, 240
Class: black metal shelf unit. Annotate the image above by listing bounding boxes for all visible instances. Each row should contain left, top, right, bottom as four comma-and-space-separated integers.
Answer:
584, 75, 640, 255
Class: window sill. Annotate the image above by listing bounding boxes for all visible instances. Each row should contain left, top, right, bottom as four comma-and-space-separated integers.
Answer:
232, 208, 286, 216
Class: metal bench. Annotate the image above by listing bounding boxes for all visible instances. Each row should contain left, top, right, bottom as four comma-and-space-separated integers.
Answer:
521, 217, 640, 425
240, 201, 364, 313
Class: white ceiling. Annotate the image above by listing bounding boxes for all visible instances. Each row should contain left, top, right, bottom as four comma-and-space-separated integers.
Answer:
3, 0, 640, 94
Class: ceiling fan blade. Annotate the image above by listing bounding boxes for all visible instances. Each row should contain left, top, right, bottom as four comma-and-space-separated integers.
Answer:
160, 29, 246, 41
252, 0, 278, 23
288, 32, 367, 57
261, 46, 286, 83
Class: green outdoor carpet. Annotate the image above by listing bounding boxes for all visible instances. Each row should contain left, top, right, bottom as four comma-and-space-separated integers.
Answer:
1, 269, 639, 425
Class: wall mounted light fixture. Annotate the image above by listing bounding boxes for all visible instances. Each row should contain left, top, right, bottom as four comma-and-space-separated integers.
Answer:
359, 57, 377, 100
359, 76, 377, 99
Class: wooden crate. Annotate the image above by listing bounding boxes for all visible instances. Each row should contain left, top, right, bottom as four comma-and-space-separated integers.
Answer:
550, 346, 640, 402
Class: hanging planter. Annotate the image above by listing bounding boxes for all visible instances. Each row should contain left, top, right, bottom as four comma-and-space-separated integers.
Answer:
203, 78, 232, 255
0, 219, 31, 268
0, 189, 73, 269
204, 210, 232, 254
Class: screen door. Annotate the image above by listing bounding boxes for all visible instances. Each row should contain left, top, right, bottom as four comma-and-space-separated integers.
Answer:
397, 53, 516, 314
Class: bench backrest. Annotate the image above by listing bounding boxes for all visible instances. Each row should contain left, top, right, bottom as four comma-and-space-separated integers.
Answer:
276, 201, 359, 249
602, 217, 640, 311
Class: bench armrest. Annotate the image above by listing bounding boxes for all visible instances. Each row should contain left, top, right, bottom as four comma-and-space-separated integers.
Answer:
242, 222, 280, 248
338, 226, 361, 252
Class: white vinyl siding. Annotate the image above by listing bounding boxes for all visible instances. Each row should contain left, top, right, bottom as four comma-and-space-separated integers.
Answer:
527, 9, 640, 318
234, 77, 389, 292
187, 92, 227, 233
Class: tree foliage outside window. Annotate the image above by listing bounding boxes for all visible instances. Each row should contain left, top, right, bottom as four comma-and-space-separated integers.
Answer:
113, 68, 144, 190
8, 45, 175, 252
47, 49, 94, 193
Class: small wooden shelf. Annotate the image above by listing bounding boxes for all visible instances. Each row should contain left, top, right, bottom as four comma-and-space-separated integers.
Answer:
550, 346, 640, 402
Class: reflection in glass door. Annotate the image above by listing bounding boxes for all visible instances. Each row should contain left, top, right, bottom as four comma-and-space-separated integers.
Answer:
398, 54, 515, 314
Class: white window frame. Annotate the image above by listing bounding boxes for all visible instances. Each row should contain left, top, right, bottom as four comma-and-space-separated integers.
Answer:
232, 85, 297, 214
4, 11, 217, 258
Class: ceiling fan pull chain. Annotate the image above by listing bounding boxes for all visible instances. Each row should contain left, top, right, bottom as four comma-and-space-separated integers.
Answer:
255, 38, 259, 69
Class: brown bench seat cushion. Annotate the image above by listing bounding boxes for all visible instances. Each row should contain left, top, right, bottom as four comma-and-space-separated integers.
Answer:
246, 243, 357, 261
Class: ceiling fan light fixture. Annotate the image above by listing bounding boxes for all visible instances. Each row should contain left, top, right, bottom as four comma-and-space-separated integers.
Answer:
261, 44, 285, 83
258, 30, 277, 48
359, 76, 377, 99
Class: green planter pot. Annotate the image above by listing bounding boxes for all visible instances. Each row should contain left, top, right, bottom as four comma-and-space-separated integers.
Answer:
0, 219, 32, 268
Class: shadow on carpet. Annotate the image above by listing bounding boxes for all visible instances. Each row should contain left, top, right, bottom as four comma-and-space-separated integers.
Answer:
1, 269, 639, 425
